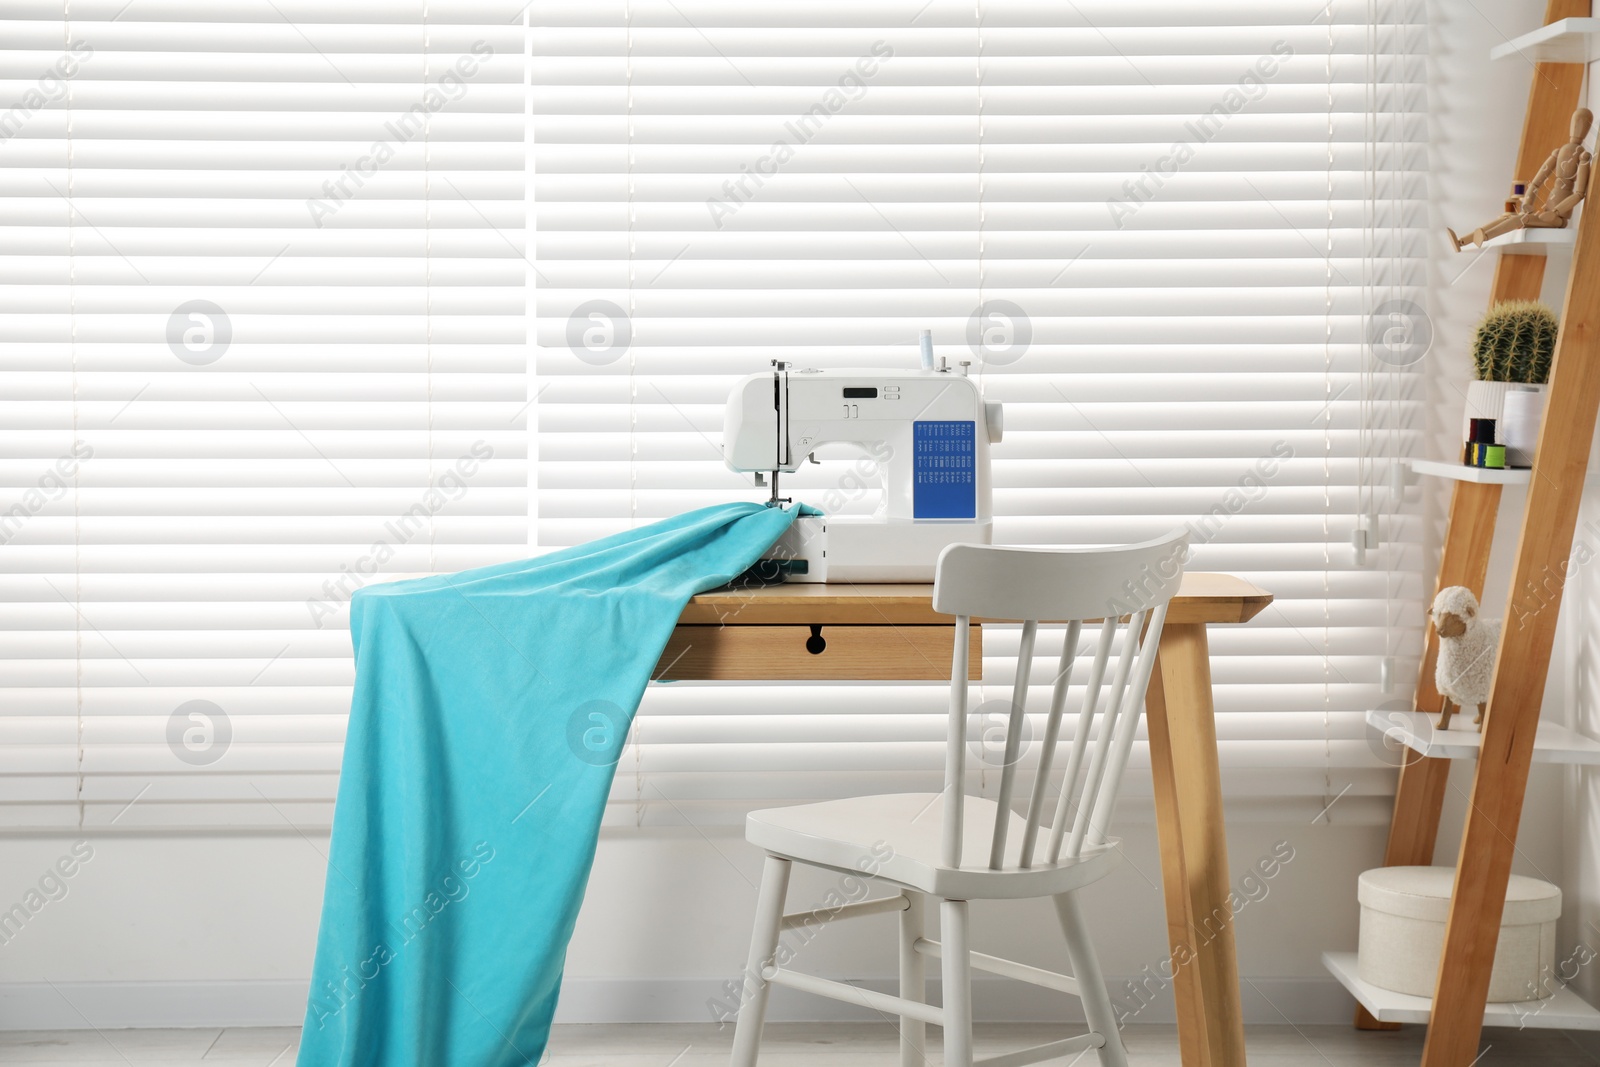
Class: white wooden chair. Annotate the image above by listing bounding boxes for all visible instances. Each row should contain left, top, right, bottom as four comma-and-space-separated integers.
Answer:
727, 531, 1188, 1067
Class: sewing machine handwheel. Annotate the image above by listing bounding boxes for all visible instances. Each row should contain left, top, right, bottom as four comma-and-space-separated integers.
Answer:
806, 625, 826, 655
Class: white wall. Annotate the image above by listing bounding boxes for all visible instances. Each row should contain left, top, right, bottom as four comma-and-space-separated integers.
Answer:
0, 0, 1580, 1031
1567, 488, 1600, 1009
0, 819, 1408, 1029
1562, 62, 1600, 1008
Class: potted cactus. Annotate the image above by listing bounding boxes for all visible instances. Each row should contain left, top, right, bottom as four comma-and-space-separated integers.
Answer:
1463, 300, 1557, 467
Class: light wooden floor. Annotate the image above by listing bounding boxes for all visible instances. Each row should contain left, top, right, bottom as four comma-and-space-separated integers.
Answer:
1, 1022, 1598, 1065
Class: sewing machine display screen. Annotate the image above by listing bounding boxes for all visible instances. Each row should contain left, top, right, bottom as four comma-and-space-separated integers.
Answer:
913, 420, 976, 519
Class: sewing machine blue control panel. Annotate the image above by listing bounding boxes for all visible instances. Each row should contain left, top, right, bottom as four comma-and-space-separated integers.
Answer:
912, 420, 976, 519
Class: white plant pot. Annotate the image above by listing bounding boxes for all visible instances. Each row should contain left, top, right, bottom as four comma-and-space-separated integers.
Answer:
1502, 384, 1549, 468
1461, 380, 1513, 444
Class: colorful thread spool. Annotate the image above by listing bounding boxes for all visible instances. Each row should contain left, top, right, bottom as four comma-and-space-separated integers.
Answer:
1463, 441, 1507, 469
1463, 418, 1501, 468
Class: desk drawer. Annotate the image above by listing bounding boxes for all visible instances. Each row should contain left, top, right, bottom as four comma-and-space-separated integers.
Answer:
654, 624, 981, 681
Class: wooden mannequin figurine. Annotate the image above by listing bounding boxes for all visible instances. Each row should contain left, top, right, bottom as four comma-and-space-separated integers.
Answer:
1448, 107, 1593, 251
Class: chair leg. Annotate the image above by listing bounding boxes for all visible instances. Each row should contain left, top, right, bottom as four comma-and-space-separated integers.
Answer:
940, 898, 973, 1067
1054, 890, 1128, 1067
730, 854, 792, 1067
899, 893, 927, 1067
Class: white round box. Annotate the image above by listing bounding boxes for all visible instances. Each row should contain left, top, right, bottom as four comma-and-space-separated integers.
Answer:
1357, 866, 1560, 1003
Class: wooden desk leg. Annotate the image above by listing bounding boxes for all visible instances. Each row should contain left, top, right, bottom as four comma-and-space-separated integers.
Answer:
1146, 622, 1247, 1067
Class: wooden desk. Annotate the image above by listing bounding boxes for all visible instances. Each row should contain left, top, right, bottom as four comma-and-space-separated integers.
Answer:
660, 572, 1272, 1067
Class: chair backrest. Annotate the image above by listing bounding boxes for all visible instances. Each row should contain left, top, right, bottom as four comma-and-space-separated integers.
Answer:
930, 530, 1188, 871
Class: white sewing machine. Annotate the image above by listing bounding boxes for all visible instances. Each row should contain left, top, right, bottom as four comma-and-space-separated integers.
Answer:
722, 359, 1003, 582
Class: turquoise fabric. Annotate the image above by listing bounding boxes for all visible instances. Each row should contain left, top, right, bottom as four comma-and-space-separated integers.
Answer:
296, 502, 807, 1066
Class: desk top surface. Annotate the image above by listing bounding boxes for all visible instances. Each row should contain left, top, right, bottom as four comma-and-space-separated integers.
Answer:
679, 572, 1271, 627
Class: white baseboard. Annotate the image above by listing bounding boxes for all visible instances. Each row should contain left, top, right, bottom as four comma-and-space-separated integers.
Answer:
0, 975, 1352, 1031
0, 980, 309, 1030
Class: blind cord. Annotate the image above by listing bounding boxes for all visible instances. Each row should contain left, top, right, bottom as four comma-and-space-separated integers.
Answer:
625, 0, 644, 824
1321, 1, 1336, 818
975, 0, 987, 793
627, 0, 639, 539
66, 0, 84, 828
424, 4, 437, 572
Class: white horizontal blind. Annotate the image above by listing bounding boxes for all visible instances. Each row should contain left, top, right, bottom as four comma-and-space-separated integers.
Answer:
534, 0, 1427, 827
2, 1, 528, 830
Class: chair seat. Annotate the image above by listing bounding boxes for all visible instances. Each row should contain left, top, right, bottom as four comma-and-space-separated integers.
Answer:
746, 792, 1122, 900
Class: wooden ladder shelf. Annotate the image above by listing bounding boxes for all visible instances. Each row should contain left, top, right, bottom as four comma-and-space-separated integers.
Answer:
1362, 2, 1600, 1063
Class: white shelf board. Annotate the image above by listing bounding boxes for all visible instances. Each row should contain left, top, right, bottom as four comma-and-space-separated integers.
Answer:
1366, 708, 1600, 765
1404, 458, 1530, 485
1480, 226, 1577, 255
1489, 17, 1600, 64
1324, 951, 1600, 1030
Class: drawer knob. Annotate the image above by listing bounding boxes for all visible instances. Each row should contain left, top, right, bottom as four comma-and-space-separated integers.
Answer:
806, 624, 826, 655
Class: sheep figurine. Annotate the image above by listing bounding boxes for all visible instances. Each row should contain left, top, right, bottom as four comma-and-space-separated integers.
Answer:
1431, 586, 1501, 731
